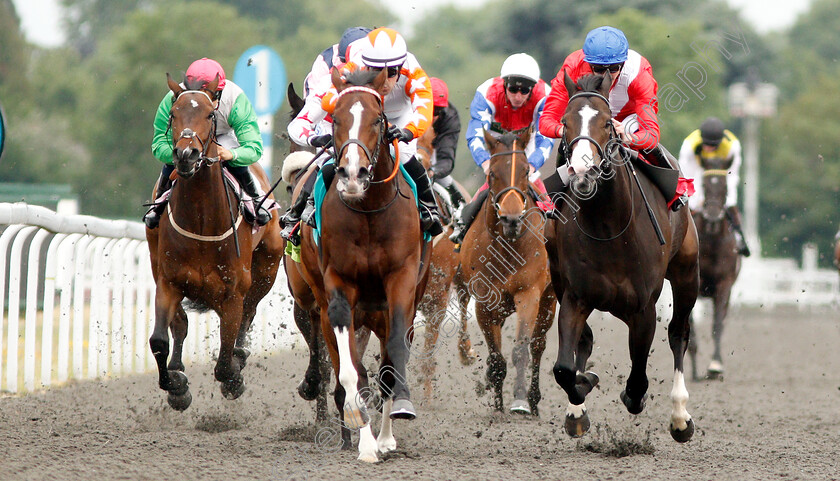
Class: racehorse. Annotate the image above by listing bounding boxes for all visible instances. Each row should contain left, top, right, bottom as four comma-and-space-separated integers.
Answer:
293, 67, 431, 463
687, 155, 741, 381
546, 72, 699, 442
456, 128, 556, 415
145, 73, 284, 410
413, 124, 478, 403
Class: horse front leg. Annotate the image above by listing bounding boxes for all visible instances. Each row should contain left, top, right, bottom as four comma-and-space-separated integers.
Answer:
525, 288, 556, 416
215, 295, 246, 400
553, 293, 594, 437
323, 284, 378, 463
453, 279, 478, 366
167, 304, 188, 373
511, 287, 541, 415
620, 302, 657, 416
150, 283, 191, 411
708, 280, 735, 380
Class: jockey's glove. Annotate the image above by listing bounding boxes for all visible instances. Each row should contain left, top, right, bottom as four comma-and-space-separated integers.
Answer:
386, 126, 414, 143
308, 134, 332, 148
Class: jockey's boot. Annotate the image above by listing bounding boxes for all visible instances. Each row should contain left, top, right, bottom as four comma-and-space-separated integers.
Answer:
143, 163, 175, 229
280, 170, 319, 246
443, 182, 466, 213
645, 144, 689, 212
228, 165, 271, 226
405, 156, 444, 237
726, 205, 751, 257
449, 188, 490, 248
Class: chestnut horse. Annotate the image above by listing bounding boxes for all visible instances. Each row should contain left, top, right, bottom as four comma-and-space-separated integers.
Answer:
456, 128, 556, 415
293, 68, 430, 463
413, 124, 478, 403
546, 73, 699, 442
146, 74, 283, 410
687, 155, 741, 381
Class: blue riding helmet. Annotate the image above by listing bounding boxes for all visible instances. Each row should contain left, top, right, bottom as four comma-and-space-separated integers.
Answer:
338, 26, 372, 63
583, 26, 629, 65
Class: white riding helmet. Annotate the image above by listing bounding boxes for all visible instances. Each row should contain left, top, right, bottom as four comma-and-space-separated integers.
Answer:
500, 53, 541, 84
361, 27, 408, 68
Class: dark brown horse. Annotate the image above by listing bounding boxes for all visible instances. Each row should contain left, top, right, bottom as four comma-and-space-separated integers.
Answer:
456, 128, 556, 415
293, 68, 430, 463
687, 156, 741, 381
146, 74, 284, 410
546, 72, 699, 442
413, 124, 478, 403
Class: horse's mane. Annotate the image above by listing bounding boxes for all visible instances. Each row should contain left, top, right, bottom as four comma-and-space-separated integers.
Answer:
344, 69, 381, 87
497, 132, 520, 148
574, 74, 607, 94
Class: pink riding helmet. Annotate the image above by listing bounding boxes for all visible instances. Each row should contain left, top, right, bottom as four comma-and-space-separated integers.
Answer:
185, 58, 226, 91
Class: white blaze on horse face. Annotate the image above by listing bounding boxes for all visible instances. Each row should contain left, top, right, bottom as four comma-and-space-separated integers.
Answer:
669, 369, 691, 431
334, 327, 368, 429
570, 104, 599, 175
346, 101, 365, 175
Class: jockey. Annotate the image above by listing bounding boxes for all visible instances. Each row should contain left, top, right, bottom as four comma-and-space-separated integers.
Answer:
281, 27, 371, 241
146, 57, 270, 229
449, 52, 554, 245
281, 27, 443, 245
428, 77, 466, 212
678, 116, 750, 256
539, 26, 690, 211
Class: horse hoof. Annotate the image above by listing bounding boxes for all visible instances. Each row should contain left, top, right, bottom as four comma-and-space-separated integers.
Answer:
343, 406, 370, 429
706, 361, 724, 381
510, 400, 532, 415
459, 348, 478, 366
297, 377, 320, 401
670, 418, 695, 443
220, 379, 246, 400
564, 412, 590, 438
233, 347, 250, 369
620, 390, 646, 415
577, 371, 600, 390
167, 390, 193, 411
389, 399, 416, 420
358, 452, 379, 463
166, 370, 190, 396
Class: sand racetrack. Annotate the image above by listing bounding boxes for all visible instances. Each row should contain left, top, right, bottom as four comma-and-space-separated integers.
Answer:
2, 305, 838, 480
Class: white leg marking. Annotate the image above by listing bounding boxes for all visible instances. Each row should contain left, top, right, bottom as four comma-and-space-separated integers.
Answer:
377, 398, 397, 454
570, 104, 598, 175
670, 369, 691, 430
566, 401, 587, 419
335, 327, 367, 429
358, 424, 379, 463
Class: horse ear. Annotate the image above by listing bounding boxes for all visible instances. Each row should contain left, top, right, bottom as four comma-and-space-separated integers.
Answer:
206, 74, 220, 93
483, 129, 498, 151
518, 125, 533, 148
563, 70, 577, 97
372, 66, 388, 90
288, 82, 305, 115
167, 72, 183, 96
597, 73, 611, 98
331, 67, 346, 92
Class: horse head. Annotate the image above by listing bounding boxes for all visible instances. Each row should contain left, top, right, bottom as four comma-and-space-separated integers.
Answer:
699, 155, 732, 231
416, 122, 436, 177
166, 72, 219, 179
561, 71, 617, 198
330, 67, 388, 201
484, 127, 531, 240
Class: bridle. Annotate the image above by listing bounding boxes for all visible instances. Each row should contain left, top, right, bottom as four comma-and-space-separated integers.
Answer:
487, 144, 528, 215
168, 89, 221, 172
331, 85, 404, 214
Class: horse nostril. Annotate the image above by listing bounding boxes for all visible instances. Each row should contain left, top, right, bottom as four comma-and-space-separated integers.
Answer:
358, 166, 369, 180
336, 167, 348, 179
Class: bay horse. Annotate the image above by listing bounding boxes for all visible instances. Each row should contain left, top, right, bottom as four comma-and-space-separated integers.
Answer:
687, 155, 741, 381
294, 67, 431, 463
456, 128, 556, 415
145, 74, 284, 410
546, 72, 699, 442
413, 124, 478, 403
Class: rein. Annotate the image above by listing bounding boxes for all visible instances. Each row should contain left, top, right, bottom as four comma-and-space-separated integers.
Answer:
703, 169, 729, 177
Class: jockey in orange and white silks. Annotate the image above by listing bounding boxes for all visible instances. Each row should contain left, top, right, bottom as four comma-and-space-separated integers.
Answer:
280, 27, 442, 245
